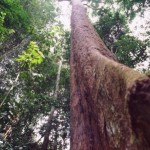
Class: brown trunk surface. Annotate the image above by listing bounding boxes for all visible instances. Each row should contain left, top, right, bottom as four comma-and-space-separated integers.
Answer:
70, 0, 150, 150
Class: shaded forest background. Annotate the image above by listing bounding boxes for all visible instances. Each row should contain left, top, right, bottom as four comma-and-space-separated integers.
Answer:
0, 0, 150, 149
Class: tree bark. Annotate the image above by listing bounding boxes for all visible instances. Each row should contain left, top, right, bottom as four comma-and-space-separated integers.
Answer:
70, 0, 150, 150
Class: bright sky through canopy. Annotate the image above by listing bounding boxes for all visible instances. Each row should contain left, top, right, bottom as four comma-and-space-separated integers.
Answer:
58, 1, 71, 30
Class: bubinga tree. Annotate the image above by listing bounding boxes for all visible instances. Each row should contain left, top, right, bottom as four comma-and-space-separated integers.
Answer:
0, 0, 150, 149
70, 0, 150, 149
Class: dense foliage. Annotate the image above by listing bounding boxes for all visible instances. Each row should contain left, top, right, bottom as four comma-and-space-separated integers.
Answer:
0, 0, 70, 149
89, 0, 150, 68
94, 7, 149, 67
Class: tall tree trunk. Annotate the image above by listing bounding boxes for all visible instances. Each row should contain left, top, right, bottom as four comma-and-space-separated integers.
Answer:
70, 0, 150, 150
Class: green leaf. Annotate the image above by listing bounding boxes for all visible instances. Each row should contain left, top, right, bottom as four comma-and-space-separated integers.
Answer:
16, 41, 44, 67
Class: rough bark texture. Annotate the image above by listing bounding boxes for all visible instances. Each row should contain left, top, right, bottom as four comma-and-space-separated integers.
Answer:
70, 1, 150, 150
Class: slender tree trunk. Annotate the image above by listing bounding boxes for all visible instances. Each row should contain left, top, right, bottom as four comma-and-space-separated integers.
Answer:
41, 106, 55, 150
70, 0, 150, 150
41, 58, 63, 150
